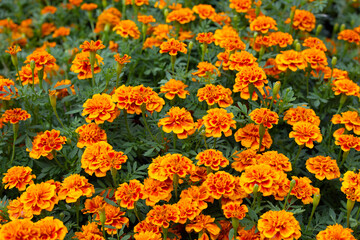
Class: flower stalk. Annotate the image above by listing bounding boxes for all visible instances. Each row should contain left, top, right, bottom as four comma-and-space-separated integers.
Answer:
9, 123, 18, 165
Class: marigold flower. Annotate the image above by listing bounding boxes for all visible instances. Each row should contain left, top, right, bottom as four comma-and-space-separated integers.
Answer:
197, 84, 233, 108
334, 134, 360, 152
185, 214, 221, 240
250, 15, 278, 34
272, 171, 291, 201
231, 149, 260, 172
41, 6, 57, 14
229, 51, 258, 71
142, 178, 173, 206
95, 204, 129, 234
180, 185, 212, 210
28, 130, 67, 160
192, 61, 220, 79
306, 156, 340, 180
253, 35, 274, 51
81, 3, 98, 11
196, 149, 229, 171
113, 20, 140, 39
332, 79, 360, 97
249, 108, 279, 129
264, 58, 281, 78
95, 7, 121, 33
70, 51, 104, 80
214, 26, 246, 52
158, 107, 195, 139
134, 220, 161, 236
196, 32, 215, 44
7, 197, 33, 220
222, 201, 248, 219
203, 171, 235, 199
233, 65, 268, 99
159, 38, 187, 56
146, 204, 180, 228
2, 166, 36, 191
291, 176, 319, 204
189, 166, 208, 184
258, 151, 292, 172
53, 79, 75, 98
74, 222, 104, 240
82, 93, 119, 124
83, 196, 106, 214
160, 79, 189, 100
229, 0, 252, 13
114, 54, 131, 66
41, 22, 56, 37
115, 179, 144, 209
202, 108, 236, 138
134, 231, 162, 240
289, 121, 323, 148
192, 4, 216, 19
5, 45, 21, 55
35, 216, 68, 240
234, 123, 273, 151
340, 171, 360, 201
52, 27, 71, 38
109, 40, 119, 52
275, 50, 307, 72
2, 108, 31, 124
316, 224, 356, 240
138, 14, 156, 24
153, 24, 173, 40
302, 48, 328, 70
211, 12, 232, 26
236, 226, 261, 240
332, 111, 360, 135
0, 77, 18, 99
75, 123, 107, 148
258, 210, 301, 240
0, 219, 40, 240
143, 37, 163, 49
285, 9, 316, 32
125, 0, 149, 5
166, 8, 196, 24
303, 37, 327, 51
80, 40, 105, 53
58, 174, 95, 203
284, 106, 320, 126
338, 29, 360, 44
20, 182, 59, 215
24, 50, 56, 70
270, 31, 294, 48
176, 198, 202, 224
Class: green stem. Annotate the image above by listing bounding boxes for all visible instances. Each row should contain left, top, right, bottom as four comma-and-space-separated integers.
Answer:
347, 199, 355, 228
293, 145, 303, 167
123, 111, 134, 141
339, 150, 350, 168
201, 43, 207, 62
306, 203, 317, 231
133, 202, 142, 222
173, 173, 179, 200
162, 227, 168, 240
141, 110, 158, 143
38, 68, 44, 90
54, 108, 65, 128
171, 55, 176, 72
52, 152, 66, 170
232, 218, 239, 239
111, 167, 118, 187
31, 68, 35, 91
9, 123, 18, 165
186, 50, 191, 73
91, 63, 95, 87
258, 124, 265, 153
75, 199, 80, 228
203, 135, 208, 149
173, 132, 177, 149
116, 73, 122, 88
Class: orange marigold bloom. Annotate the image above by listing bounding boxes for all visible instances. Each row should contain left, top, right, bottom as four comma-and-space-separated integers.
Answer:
302, 48, 328, 70
158, 107, 195, 139
275, 50, 307, 72
7, 197, 33, 220
41, 6, 57, 14
196, 32, 215, 44
74, 222, 104, 240
250, 15, 278, 34
234, 123, 273, 151
290, 176, 319, 204
331, 111, 360, 135
82, 196, 106, 214
82, 93, 119, 124
2, 108, 30, 124
58, 174, 95, 203
272, 171, 291, 201
192, 61, 220, 78
306, 156, 340, 180
270, 31, 294, 48
0, 77, 18, 99
20, 182, 59, 215
75, 123, 107, 148
143, 37, 163, 49
80, 40, 105, 52
229, 0, 252, 13
176, 198, 202, 224
153, 24, 173, 40
229, 51, 258, 71
109, 40, 119, 52
179, 30, 196, 41
95, 204, 129, 235
146, 204, 180, 228
41, 22, 56, 37
214, 26, 246, 52
185, 214, 221, 240
24, 50, 56, 70
249, 108, 279, 129
166, 8, 196, 24
125, 0, 149, 6
334, 134, 360, 152
70, 51, 104, 80
303, 37, 327, 51
264, 58, 281, 78
332, 79, 360, 97
202, 108, 236, 138
114, 54, 131, 65
340, 171, 360, 201
203, 171, 235, 199
192, 4, 216, 19
338, 29, 360, 44
258, 151, 292, 172
52, 27, 70, 38
258, 210, 301, 240
134, 220, 161, 236
142, 178, 173, 206
237, 226, 261, 240
180, 185, 213, 210
189, 166, 208, 184
316, 224, 356, 240
53, 79, 75, 98
95, 7, 121, 33
197, 84, 233, 108
222, 201, 248, 219
35, 216, 68, 240
232, 149, 260, 172
160, 79, 189, 100
285, 9, 316, 32
284, 106, 320, 126
196, 149, 229, 171
113, 20, 140, 39
2, 166, 35, 191
115, 179, 144, 209
134, 231, 162, 240
159, 38, 187, 56
81, 3, 98, 11
0, 219, 40, 240
28, 130, 67, 160
5, 45, 21, 55
289, 121, 323, 148
138, 14, 156, 24
211, 12, 232, 26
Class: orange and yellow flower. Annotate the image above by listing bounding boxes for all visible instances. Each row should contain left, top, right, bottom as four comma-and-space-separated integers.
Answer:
24, 50, 56, 70
306, 156, 340, 180
159, 38, 187, 56
166, 8, 196, 24
302, 48, 328, 70
146, 204, 180, 228
275, 50, 307, 72
192, 4, 216, 20
250, 15, 278, 34
2, 166, 36, 191
115, 179, 144, 209
249, 108, 279, 129
196, 149, 229, 171
2, 108, 30, 124
0, 77, 18, 99
82, 93, 119, 124
234, 123, 273, 151
203, 171, 235, 199
58, 174, 95, 203
290, 176, 320, 204
338, 29, 360, 45
289, 121, 323, 148
332, 79, 360, 97
80, 40, 105, 52
229, 51, 258, 71
316, 224, 356, 240
341, 171, 360, 201
331, 111, 360, 135
160, 79, 189, 100
75, 123, 107, 148
229, 0, 252, 13
197, 84, 233, 108
202, 108, 236, 138
70, 51, 104, 79
28, 130, 67, 160
35, 216, 68, 240
158, 107, 195, 139
231, 149, 260, 172
196, 32, 215, 44
0, 219, 40, 240
113, 20, 140, 39
286, 9, 316, 32
222, 201, 248, 219
284, 106, 320, 126
185, 214, 220, 240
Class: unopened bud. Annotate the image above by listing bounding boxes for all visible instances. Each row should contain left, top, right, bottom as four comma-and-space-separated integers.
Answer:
188, 41, 194, 51
313, 193, 320, 208
253, 184, 259, 195
316, 24, 323, 36
290, 8, 295, 21
59, 212, 65, 220
340, 23, 346, 32
333, 23, 339, 34
164, 9, 169, 19
49, 90, 57, 110
30, 60, 35, 70
104, 23, 110, 33
255, 5, 260, 17
293, 39, 299, 48
102, 0, 107, 8
272, 81, 281, 97
347, 199, 355, 214
351, 19, 355, 28
331, 56, 337, 67
253, 32, 258, 39
99, 207, 106, 226
295, 43, 301, 51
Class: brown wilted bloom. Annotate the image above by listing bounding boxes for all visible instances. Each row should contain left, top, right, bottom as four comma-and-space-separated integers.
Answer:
58, 174, 95, 203
95, 7, 121, 33
231, 149, 260, 172
303, 37, 327, 51
81, 3, 98, 11
229, 0, 252, 13
291, 176, 320, 204
74, 222, 104, 240
258, 151, 292, 172
338, 29, 360, 45
317, 224, 356, 240
24, 49, 56, 70
159, 38, 187, 56
71, 52, 104, 79
250, 15, 278, 34
41, 6, 57, 14
306, 156, 340, 180
234, 123, 273, 151
192, 62, 220, 79
192, 4, 216, 19
332, 111, 360, 135
80, 40, 105, 53
270, 31, 294, 48
285, 9, 316, 32
334, 134, 360, 152
2, 108, 31, 124
249, 108, 279, 129
82, 93, 119, 124
332, 79, 360, 97
158, 107, 195, 139
52, 27, 70, 38
284, 106, 321, 126
75, 123, 107, 148
229, 51, 258, 71
109, 40, 119, 52
160, 79, 189, 100
138, 14, 156, 24
275, 50, 307, 72
202, 108, 236, 138
143, 37, 163, 49
53, 80, 75, 98
197, 84, 233, 108
113, 20, 140, 39
196, 32, 215, 44
166, 8, 196, 24
5, 45, 21, 55
196, 149, 229, 171
289, 121, 323, 148
2, 166, 36, 191
302, 48, 328, 70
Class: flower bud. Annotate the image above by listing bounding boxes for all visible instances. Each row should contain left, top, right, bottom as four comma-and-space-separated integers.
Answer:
340, 23, 346, 32
253, 184, 259, 195
295, 43, 301, 51
347, 199, 355, 214
289, 179, 296, 189
255, 5, 260, 17
30, 60, 35, 71
316, 24, 323, 36
331, 56, 337, 67
49, 90, 57, 110
253, 32, 258, 39
104, 23, 110, 33
293, 39, 299, 48
333, 23, 339, 34
272, 81, 281, 97
164, 9, 169, 19
99, 207, 106, 226
313, 193, 320, 208
188, 41, 194, 51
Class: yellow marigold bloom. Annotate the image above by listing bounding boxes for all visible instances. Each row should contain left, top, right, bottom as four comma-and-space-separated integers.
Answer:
234, 123, 273, 152
74, 222, 104, 240
35, 216, 68, 240
253, 35, 274, 51
270, 31, 294, 48
202, 108, 236, 138
334, 134, 360, 152
142, 178, 173, 206
0, 77, 17, 99
272, 171, 291, 201
196, 32, 215, 44
70, 51, 104, 80
291, 176, 319, 204
58, 174, 95, 203
258, 210, 301, 240
203, 171, 235, 199
95, 204, 129, 235
160, 79, 189, 100
2, 108, 30, 124
189, 166, 208, 184
20, 182, 59, 215
222, 201, 248, 219
306, 156, 340, 180
197, 84, 233, 108
236, 226, 261, 240
303, 37, 327, 51
232, 149, 260, 172
28, 130, 67, 160
176, 198, 202, 224
146, 204, 180, 228
0, 219, 40, 240
275, 50, 306, 72
109, 40, 119, 52
166, 8, 196, 24
250, 15, 278, 34
316, 224, 356, 240
2, 166, 36, 191
285, 9, 316, 32
52, 27, 71, 38
284, 106, 320, 126
81, 3, 98, 11
115, 179, 144, 209
249, 108, 279, 129
341, 171, 360, 201
113, 20, 140, 39
80, 40, 105, 52
185, 214, 220, 240
41, 6, 57, 14
258, 151, 292, 172
233, 65, 268, 99
302, 48, 328, 70
159, 38, 187, 56
289, 121, 322, 148
5, 45, 21, 55
75, 123, 107, 148
332, 111, 360, 135
114, 54, 131, 65
229, 51, 258, 71
229, 0, 252, 13
338, 29, 360, 45
24, 49, 56, 70
332, 79, 360, 97
158, 107, 195, 139
7, 197, 33, 220
196, 149, 229, 171
192, 61, 220, 78
95, 7, 121, 33
192, 4, 216, 19
82, 93, 119, 124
